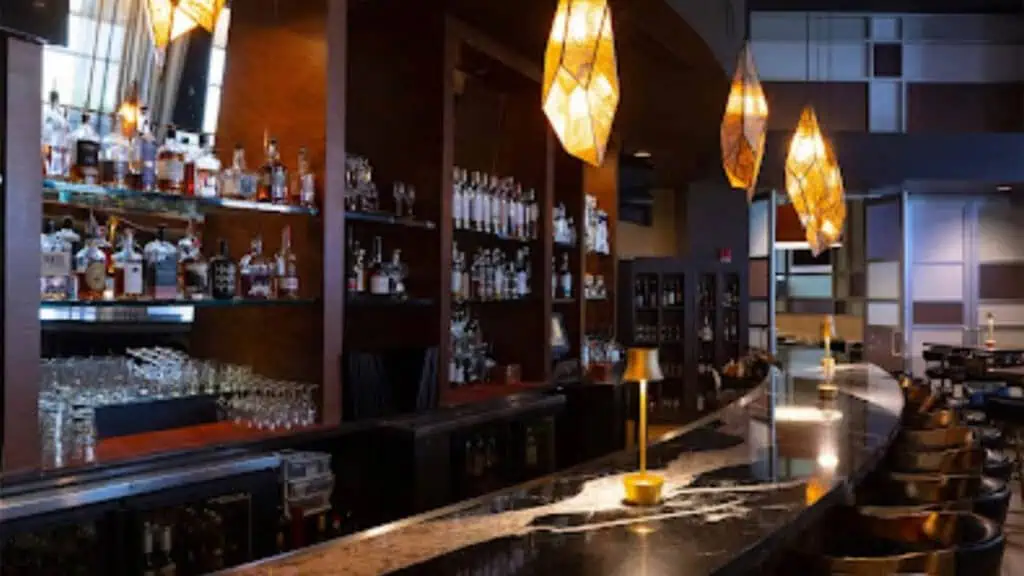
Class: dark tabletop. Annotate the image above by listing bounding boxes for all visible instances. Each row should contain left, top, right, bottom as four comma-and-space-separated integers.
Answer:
226, 360, 904, 576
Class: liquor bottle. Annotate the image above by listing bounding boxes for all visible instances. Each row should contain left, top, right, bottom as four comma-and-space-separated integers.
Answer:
295, 147, 316, 208
346, 230, 365, 294
156, 125, 186, 194
515, 248, 529, 298
70, 113, 101, 185
75, 224, 108, 301
492, 178, 505, 236
41, 86, 70, 179
482, 175, 496, 235
551, 256, 557, 298
209, 239, 237, 300
513, 184, 526, 240
135, 109, 158, 192
452, 167, 463, 230
57, 217, 82, 258
460, 169, 472, 231
527, 189, 539, 240
158, 526, 177, 576
467, 171, 480, 232
368, 236, 389, 295
239, 235, 273, 299
100, 113, 132, 188
259, 137, 289, 203
113, 228, 144, 299
491, 249, 505, 301
193, 134, 221, 198
41, 220, 73, 301
177, 222, 208, 300
182, 134, 202, 197
315, 514, 328, 544
276, 226, 300, 299
451, 243, 463, 300
559, 253, 572, 299
142, 523, 158, 576
144, 226, 179, 299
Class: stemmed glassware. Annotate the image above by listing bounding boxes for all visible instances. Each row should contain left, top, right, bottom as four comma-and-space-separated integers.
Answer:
37, 351, 320, 466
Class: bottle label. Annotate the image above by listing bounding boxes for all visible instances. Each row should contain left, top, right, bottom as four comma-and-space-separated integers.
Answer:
239, 174, 259, 198
246, 274, 273, 298
122, 262, 143, 295
279, 276, 299, 293
196, 169, 219, 198
271, 168, 288, 201
156, 158, 184, 184
212, 262, 236, 298
451, 271, 461, 295
148, 258, 178, 298
42, 251, 71, 277
84, 261, 106, 292
75, 140, 100, 168
370, 274, 389, 295
184, 262, 209, 297
453, 193, 462, 224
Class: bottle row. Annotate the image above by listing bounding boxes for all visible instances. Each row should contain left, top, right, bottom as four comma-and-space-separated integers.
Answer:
41, 216, 299, 302
449, 307, 495, 387
634, 277, 684, 309
344, 155, 418, 218
42, 92, 317, 207
632, 324, 682, 343
346, 233, 408, 297
451, 243, 533, 303
452, 167, 540, 241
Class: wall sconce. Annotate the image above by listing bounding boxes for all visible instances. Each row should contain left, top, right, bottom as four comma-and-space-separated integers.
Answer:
542, 0, 620, 167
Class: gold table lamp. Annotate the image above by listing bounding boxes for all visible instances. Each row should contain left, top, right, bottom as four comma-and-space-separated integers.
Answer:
623, 347, 665, 506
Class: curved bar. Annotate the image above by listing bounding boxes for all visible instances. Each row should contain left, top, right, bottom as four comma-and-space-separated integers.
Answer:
225, 358, 904, 576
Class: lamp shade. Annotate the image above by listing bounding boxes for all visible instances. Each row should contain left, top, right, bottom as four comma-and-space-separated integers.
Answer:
542, 0, 620, 167
623, 348, 663, 383
176, 0, 227, 33
784, 106, 846, 256
720, 41, 768, 200
146, 0, 197, 49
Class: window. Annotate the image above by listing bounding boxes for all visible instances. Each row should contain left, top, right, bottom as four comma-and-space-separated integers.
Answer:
202, 8, 231, 135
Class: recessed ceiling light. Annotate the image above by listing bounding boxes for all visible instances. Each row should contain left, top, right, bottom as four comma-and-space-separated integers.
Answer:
997, 185, 1012, 192
633, 150, 652, 158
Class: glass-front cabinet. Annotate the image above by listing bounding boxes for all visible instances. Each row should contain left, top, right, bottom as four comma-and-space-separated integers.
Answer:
4, 0, 344, 477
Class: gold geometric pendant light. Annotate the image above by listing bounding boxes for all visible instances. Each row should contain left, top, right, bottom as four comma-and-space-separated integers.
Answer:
721, 41, 768, 201
146, 0, 227, 50
784, 105, 846, 256
542, 0, 620, 167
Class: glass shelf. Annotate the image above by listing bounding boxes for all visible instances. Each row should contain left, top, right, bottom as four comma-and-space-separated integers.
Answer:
43, 180, 320, 219
345, 210, 437, 229
40, 298, 318, 325
347, 294, 433, 306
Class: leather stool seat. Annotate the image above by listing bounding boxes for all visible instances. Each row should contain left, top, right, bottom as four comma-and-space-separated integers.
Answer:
815, 509, 1004, 576
859, 473, 1011, 526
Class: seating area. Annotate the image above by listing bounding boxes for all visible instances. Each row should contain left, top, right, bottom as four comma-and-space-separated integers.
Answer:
773, 343, 1024, 574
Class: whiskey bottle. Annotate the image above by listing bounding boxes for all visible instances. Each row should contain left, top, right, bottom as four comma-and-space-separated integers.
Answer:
346, 230, 365, 294
515, 248, 529, 298
368, 236, 389, 295
209, 239, 237, 300
527, 189, 539, 240
239, 235, 273, 299
69, 113, 101, 185
295, 147, 317, 208
468, 171, 481, 232
41, 86, 69, 179
276, 226, 300, 299
452, 167, 464, 230
144, 226, 179, 300
193, 134, 221, 198
41, 220, 73, 301
135, 109, 158, 192
182, 134, 202, 197
451, 243, 463, 300
74, 225, 108, 301
100, 113, 132, 188
460, 169, 472, 230
113, 228, 144, 300
177, 222, 208, 300
259, 137, 289, 203
156, 125, 186, 194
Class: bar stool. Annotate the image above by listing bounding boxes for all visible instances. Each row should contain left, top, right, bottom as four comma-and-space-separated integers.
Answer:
924, 347, 950, 390
814, 509, 1004, 576
985, 395, 1024, 496
858, 472, 1011, 526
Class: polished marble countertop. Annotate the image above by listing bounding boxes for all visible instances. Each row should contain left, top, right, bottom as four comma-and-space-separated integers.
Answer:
226, 359, 904, 576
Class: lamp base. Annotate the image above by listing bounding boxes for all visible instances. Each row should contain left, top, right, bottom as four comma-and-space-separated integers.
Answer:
622, 472, 664, 506
821, 356, 836, 379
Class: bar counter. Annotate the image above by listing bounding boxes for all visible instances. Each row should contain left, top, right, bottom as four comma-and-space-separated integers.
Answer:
224, 358, 905, 575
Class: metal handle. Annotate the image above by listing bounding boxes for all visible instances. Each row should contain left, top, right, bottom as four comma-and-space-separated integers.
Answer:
890, 330, 905, 357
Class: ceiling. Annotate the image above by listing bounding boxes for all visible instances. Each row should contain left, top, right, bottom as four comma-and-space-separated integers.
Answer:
445, 0, 730, 187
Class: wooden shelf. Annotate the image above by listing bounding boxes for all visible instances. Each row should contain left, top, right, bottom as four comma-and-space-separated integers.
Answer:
345, 210, 437, 230
347, 294, 434, 307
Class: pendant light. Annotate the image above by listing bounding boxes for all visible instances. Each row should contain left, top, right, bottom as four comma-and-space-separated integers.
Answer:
720, 40, 768, 201
146, 0, 226, 50
542, 0, 620, 167
784, 106, 845, 256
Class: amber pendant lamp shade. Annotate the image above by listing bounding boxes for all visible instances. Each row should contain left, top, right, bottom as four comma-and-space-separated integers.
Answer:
542, 0, 620, 167
146, 0, 226, 50
784, 106, 846, 256
720, 41, 768, 201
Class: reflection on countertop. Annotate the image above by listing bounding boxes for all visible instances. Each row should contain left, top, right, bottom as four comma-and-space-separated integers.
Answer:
224, 359, 904, 576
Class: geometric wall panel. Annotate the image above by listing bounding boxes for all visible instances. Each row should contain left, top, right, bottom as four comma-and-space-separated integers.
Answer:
750, 199, 771, 258
868, 302, 902, 326
868, 261, 901, 299
979, 263, 1024, 300
978, 199, 1024, 262
750, 301, 769, 325
911, 263, 964, 302
910, 200, 964, 263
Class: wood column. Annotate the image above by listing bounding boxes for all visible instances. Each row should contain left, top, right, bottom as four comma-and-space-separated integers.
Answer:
2, 35, 43, 474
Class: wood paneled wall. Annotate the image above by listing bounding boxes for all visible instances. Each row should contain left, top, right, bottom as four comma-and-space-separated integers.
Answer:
907, 83, 1024, 133
762, 82, 869, 132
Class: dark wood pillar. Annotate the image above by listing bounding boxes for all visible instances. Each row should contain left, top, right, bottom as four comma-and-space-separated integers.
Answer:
2, 35, 43, 474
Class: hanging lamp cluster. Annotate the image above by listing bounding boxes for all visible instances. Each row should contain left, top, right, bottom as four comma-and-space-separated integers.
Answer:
784, 106, 846, 256
720, 41, 768, 201
542, 0, 620, 167
146, 0, 227, 50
